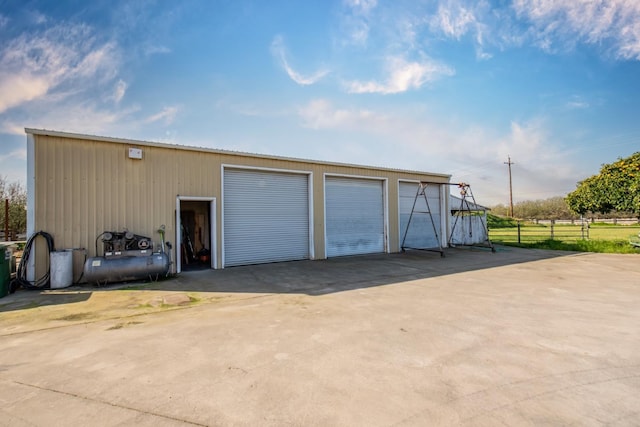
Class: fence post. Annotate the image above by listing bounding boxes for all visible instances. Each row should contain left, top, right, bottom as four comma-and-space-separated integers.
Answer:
550, 220, 555, 240
517, 221, 521, 244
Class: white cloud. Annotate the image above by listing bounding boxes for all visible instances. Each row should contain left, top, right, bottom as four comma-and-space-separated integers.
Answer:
566, 96, 589, 110
112, 79, 127, 103
345, 56, 454, 94
0, 23, 120, 114
0, 148, 26, 162
513, 0, 640, 59
270, 36, 329, 85
145, 106, 179, 125
144, 45, 171, 56
0, 75, 50, 113
298, 99, 385, 130
432, 2, 477, 39
0, 14, 8, 28
340, 0, 377, 45
296, 99, 580, 204
1, 101, 141, 136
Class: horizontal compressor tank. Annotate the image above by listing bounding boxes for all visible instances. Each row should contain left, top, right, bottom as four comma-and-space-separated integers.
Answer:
83, 253, 170, 285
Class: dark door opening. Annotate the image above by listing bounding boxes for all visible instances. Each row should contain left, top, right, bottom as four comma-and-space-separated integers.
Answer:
179, 201, 212, 271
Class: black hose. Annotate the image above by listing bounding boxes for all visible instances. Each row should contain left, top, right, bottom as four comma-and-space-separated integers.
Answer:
10, 231, 55, 292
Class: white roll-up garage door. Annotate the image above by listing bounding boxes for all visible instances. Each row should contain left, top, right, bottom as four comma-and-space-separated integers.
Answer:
224, 168, 309, 267
399, 182, 442, 249
325, 177, 385, 257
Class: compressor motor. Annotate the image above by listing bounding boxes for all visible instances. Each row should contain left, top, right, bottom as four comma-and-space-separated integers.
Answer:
83, 226, 172, 285
101, 230, 153, 257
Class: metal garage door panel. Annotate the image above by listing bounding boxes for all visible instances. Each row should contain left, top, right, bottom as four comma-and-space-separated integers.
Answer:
224, 169, 309, 266
325, 177, 384, 257
399, 182, 441, 249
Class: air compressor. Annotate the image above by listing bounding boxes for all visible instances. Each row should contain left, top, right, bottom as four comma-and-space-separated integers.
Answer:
83, 225, 172, 285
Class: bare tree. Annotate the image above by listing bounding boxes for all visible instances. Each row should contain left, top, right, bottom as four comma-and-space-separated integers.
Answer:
0, 176, 27, 239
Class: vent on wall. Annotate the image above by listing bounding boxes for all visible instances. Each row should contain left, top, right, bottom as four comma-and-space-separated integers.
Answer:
128, 147, 143, 159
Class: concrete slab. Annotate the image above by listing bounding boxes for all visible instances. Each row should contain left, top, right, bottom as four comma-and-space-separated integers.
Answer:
0, 247, 639, 426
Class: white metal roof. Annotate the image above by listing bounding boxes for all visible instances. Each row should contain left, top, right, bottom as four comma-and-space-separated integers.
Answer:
449, 194, 490, 211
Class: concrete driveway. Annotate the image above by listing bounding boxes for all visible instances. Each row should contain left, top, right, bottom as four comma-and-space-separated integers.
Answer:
1, 247, 639, 426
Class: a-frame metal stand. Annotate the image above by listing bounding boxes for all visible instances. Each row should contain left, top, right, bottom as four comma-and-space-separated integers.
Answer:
401, 182, 445, 257
448, 183, 495, 252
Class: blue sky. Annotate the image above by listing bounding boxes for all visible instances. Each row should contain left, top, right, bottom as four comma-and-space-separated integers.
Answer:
1, 0, 639, 205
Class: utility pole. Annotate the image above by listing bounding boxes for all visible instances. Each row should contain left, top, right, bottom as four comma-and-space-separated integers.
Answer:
4, 199, 8, 242
504, 156, 514, 217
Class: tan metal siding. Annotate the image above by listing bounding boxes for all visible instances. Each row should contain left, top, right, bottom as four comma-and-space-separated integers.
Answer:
31, 133, 449, 277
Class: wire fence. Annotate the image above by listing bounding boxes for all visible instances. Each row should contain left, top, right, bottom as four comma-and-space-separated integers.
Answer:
489, 221, 640, 244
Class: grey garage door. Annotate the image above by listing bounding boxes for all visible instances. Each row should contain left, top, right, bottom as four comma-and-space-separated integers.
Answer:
325, 177, 385, 257
399, 181, 442, 249
224, 169, 309, 266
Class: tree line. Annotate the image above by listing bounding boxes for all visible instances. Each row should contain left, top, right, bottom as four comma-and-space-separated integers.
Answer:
490, 197, 635, 221
1, 176, 26, 239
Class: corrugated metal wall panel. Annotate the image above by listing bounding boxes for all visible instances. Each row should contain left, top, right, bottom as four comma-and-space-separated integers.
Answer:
450, 214, 488, 245
399, 182, 442, 249
33, 137, 219, 266
31, 133, 450, 277
223, 168, 309, 266
325, 177, 384, 257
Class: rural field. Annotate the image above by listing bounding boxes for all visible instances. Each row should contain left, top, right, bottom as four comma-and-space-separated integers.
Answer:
489, 222, 640, 253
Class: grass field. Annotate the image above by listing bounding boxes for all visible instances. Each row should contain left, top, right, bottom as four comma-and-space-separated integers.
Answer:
489, 223, 640, 253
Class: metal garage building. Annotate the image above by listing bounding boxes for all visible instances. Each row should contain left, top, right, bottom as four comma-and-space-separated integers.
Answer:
25, 129, 450, 278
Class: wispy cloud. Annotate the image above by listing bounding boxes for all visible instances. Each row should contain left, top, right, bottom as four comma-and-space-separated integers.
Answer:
429, 1, 500, 60
297, 99, 579, 203
0, 14, 8, 28
340, 0, 378, 45
423, 0, 640, 61
270, 35, 329, 85
513, 0, 640, 59
144, 45, 171, 56
145, 106, 179, 125
565, 95, 590, 110
345, 56, 454, 94
112, 79, 127, 104
298, 99, 385, 130
431, 2, 476, 39
0, 23, 120, 114
1, 101, 141, 136
0, 148, 26, 162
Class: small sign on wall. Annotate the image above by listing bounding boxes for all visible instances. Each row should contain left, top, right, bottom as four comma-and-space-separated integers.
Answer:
128, 147, 143, 159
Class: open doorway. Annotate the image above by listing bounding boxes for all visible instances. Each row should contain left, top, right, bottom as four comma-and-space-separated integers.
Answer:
176, 197, 216, 273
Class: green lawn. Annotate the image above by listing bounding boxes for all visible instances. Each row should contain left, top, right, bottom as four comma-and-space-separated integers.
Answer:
489, 224, 640, 253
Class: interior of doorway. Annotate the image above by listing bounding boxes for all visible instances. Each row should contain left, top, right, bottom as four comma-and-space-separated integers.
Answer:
178, 200, 213, 272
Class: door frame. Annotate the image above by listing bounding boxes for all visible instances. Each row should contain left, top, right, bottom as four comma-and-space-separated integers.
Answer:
176, 196, 217, 273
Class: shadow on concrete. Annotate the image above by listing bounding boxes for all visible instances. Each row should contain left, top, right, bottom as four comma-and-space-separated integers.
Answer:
0, 246, 575, 311
96, 245, 574, 296
0, 290, 92, 313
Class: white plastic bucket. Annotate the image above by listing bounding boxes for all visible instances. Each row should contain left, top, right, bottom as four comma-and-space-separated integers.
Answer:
50, 250, 73, 289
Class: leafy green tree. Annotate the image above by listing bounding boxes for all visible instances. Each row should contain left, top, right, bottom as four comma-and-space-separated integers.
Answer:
0, 176, 27, 238
566, 152, 640, 215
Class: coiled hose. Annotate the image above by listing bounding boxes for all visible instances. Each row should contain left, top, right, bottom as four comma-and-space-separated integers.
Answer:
10, 231, 55, 292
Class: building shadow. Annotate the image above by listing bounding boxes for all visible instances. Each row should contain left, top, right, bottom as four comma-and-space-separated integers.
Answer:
74, 245, 575, 297
0, 290, 92, 313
